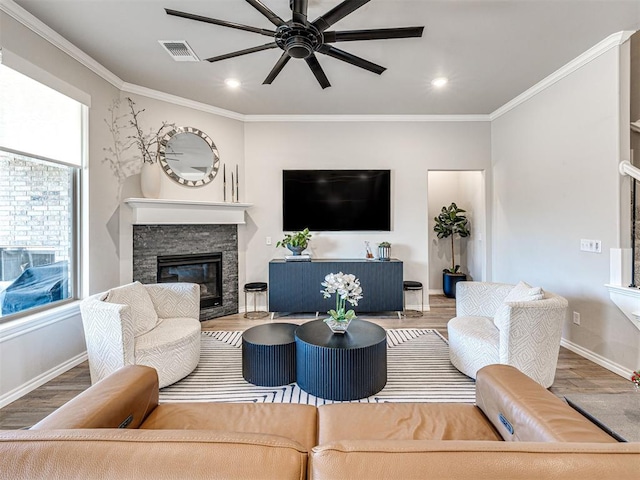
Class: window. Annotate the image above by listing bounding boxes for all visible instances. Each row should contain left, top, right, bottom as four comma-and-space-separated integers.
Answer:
0, 63, 83, 320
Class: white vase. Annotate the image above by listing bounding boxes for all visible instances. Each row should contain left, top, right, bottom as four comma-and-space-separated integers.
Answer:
140, 162, 161, 199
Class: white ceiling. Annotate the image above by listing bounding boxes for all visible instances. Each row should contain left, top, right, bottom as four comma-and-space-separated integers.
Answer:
11, 0, 640, 115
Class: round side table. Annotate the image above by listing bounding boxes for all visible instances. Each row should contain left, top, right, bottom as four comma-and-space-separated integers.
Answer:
242, 323, 297, 386
295, 319, 387, 401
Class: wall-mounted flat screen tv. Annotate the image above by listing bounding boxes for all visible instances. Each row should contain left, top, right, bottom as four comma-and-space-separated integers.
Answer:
283, 170, 391, 231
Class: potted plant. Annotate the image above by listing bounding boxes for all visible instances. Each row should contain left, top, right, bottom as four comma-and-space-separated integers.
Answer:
321, 272, 363, 334
433, 202, 471, 298
276, 228, 312, 255
378, 241, 391, 261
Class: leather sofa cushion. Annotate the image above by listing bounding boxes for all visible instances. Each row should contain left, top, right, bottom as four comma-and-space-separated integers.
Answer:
476, 364, 617, 442
310, 440, 640, 480
140, 402, 318, 451
0, 429, 307, 480
318, 403, 501, 444
31, 365, 158, 430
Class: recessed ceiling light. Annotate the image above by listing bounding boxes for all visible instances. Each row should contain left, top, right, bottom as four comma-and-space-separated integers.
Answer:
431, 77, 448, 88
224, 78, 241, 89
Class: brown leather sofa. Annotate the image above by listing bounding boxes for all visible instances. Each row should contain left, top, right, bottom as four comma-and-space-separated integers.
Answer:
1, 364, 638, 479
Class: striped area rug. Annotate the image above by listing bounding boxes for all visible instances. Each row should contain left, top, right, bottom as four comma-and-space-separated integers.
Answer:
159, 329, 476, 405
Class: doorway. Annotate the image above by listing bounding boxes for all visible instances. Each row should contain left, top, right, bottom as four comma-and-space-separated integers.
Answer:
427, 171, 487, 294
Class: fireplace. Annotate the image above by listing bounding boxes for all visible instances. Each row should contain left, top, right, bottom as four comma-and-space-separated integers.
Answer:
133, 224, 238, 321
157, 253, 222, 308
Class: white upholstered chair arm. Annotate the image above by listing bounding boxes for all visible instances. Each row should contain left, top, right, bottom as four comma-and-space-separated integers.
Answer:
79, 297, 136, 384
145, 282, 200, 319
456, 282, 514, 318
495, 295, 568, 386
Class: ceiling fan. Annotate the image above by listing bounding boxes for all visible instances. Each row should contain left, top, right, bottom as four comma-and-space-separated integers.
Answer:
165, 0, 424, 89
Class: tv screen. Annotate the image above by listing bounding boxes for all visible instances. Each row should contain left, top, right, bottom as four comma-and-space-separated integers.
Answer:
283, 170, 391, 231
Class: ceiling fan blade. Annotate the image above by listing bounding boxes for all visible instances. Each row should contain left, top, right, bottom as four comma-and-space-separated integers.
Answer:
263, 52, 292, 84
312, 0, 370, 32
292, 0, 308, 24
317, 44, 385, 75
244, 0, 285, 27
205, 42, 278, 63
305, 54, 331, 89
165, 8, 275, 37
323, 26, 425, 43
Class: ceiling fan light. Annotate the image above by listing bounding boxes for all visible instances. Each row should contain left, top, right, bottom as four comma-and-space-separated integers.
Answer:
431, 77, 448, 88
224, 78, 241, 89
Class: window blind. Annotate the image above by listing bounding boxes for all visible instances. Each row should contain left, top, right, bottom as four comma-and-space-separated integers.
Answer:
0, 63, 83, 166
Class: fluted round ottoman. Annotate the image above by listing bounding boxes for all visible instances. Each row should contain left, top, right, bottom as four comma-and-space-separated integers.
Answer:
242, 323, 297, 386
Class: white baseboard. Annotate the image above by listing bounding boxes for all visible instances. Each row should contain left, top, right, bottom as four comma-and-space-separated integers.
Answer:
0, 351, 88, 409
560, 338, 633, 380
429, 289, 445, 295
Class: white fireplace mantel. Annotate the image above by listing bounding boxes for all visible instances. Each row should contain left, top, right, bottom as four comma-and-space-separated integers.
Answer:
124, 198, 252, 225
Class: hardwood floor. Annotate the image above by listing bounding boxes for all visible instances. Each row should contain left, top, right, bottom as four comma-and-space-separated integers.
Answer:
0, 295, 633, 430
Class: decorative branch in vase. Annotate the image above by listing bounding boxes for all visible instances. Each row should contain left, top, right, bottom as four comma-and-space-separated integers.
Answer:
125, 97, 173, 166
103, 97, 173, 200
102, 99, 138, 201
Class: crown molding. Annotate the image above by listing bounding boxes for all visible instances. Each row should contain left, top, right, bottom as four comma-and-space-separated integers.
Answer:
243, 114, 490, 122
121, 83, 245, 122
0, 1, 489, 124
490, 30, 635, 120
3, 0, 630, 124
0, 0, 123, 89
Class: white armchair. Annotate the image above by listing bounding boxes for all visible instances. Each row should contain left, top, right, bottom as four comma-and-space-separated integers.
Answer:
80, 281, 201, 388
447, 282, 568, 388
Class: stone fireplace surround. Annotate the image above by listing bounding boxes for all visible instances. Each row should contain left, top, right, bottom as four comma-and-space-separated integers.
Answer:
132, 224, 238, 321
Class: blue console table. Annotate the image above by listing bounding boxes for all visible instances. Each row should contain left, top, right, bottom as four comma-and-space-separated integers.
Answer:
268, 258, 403, 316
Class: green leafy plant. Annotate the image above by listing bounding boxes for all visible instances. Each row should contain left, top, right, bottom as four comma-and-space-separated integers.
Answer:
433, 202, 471, 274
378, 241, 391, 247
276, 228, 312, 249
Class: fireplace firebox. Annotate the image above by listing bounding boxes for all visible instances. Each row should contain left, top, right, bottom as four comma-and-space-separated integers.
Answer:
157, 253, 222, 308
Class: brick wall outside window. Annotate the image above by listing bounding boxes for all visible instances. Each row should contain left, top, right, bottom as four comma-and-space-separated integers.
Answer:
0, 153, 72, 282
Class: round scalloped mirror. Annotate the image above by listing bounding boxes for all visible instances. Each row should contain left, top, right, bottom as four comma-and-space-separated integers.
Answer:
159, 127, 220, 187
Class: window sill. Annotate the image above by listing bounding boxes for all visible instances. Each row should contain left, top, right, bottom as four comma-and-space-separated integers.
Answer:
0, 300, 81, 342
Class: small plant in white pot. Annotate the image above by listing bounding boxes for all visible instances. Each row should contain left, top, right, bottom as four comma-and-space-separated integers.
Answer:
377, 241, 391, 261
433, 202, 471, 298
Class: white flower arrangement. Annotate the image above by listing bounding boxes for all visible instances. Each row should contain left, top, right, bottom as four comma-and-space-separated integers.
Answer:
321, 272, 363, 323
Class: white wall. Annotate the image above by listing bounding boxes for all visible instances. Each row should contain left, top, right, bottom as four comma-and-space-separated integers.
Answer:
491, 44, 640, 372
243, 121, 492, 303
460, 171, 487, 284
428, 171, 486, 292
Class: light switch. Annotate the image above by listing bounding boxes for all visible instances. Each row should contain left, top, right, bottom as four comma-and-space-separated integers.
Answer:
580, 239, 601, 253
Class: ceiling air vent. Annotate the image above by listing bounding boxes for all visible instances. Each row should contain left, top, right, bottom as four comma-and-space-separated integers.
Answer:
159, 40, 200, 62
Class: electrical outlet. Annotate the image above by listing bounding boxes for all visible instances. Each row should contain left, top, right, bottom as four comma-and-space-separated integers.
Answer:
266, 236, 272, 245
573, 311, 581, 325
